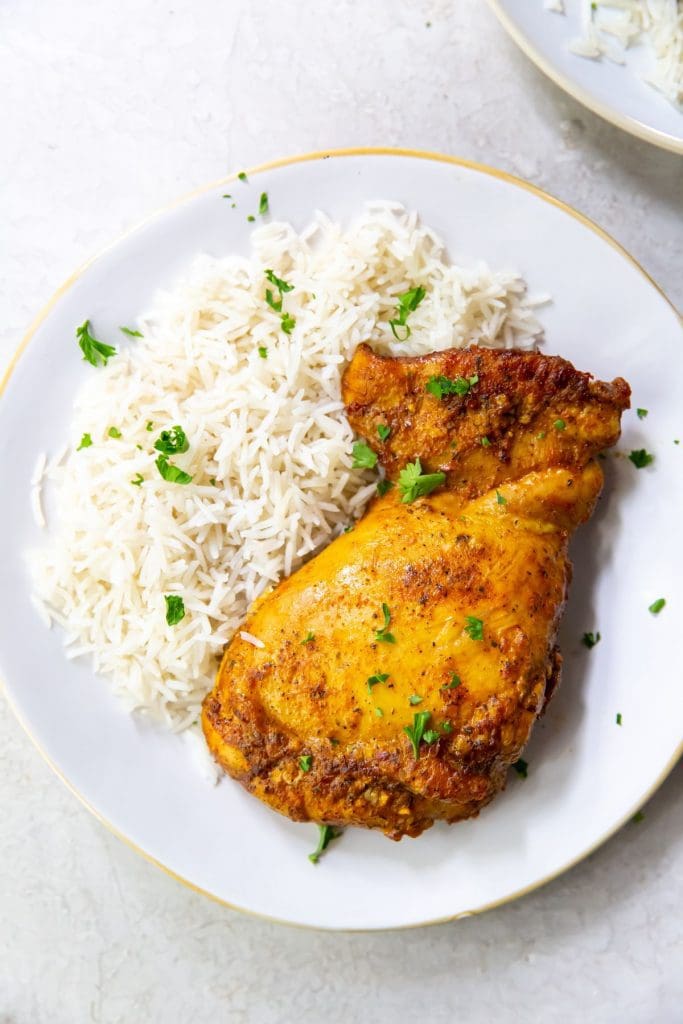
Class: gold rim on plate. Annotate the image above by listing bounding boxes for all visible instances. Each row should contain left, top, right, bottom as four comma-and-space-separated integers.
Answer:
486, 0, 683, 156
2, 146, 681, 932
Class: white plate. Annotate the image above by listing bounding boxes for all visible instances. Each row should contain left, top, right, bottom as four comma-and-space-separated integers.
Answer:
488, 0, 683, 154
1, 149, 681, 931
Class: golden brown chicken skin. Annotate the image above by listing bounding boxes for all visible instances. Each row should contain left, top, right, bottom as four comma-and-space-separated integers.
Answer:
203, 345, 630, 839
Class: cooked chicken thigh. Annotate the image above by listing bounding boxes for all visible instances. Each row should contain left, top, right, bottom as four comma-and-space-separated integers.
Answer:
203, 345, 630, 839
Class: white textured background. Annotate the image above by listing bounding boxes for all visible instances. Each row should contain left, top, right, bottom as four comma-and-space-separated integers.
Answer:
1, 1, 681, 1021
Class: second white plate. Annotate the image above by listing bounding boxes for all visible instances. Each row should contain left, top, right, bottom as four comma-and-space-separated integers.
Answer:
488, 0, 683, 154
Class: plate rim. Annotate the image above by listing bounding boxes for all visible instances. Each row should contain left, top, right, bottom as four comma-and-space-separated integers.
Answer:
486, 0, 683, 156
2, 146, 681, 931
4, 679, 681, 932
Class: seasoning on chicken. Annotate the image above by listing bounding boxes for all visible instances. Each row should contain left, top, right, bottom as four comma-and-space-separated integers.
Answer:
203, 345, 630, 840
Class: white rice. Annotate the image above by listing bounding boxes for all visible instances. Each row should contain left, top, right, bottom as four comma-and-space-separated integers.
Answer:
31, 452, 47, 486
547, 0, 683, 104
239, 631, 265, 649
29, 204, 546, 737
30, 485, 46, 529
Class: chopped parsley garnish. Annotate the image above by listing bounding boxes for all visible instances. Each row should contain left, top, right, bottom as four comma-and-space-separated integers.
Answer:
264, 270, 293, 313
374, 706, 384, 717
352, 441, 378, 470
308, 824, 341, 864
280, 312, 296, 334
367, 672, 389, 693
616, 713, 622, 726
390, 286, 426, 338
513, 758, 528, 778
265, 292, 282, 312
119, 325, 142, 338
464, 615, 484, 641
442, 673, 461, 690
440, 721, 454, 734
258, 346, 268, 359
77, 433, 92, 450
154, 426, 189, 455
496, 490, 507, 505
403, 710, 432, 759
554, 419, 566, 431
631, 811, 645, 824
389, 285, 426, 341
648, 598, 666, 615
376, 479, 393, 497
409, 694, 423, 706
582, 631, 601, 649
146, 421, 154, 432
536, 431, 546, 440
480, 436, 491, 447
209, 477, 217, 486
108, 426, 121, 439
76, 320, 116, 368
258, 192, 269, 216
377, 424, 391, 442
155, 454, 193, 485
343, 524, 354, 533
425, 374, 478, 400
265, 269, 294, 293
423, 729, 440, 744
375, 603, 396, 644
164, 594, 185, 626
131, 473, 144, 487
247, 215, 255, 223
264, 288, 282, 311
238, 171, 248, 182
301, 631, 315, 644
299, 754, 312, 773
222, 193, 232, 199
629, 449, 654, 468
398, 458, 446, 503
636, 408, 648, 419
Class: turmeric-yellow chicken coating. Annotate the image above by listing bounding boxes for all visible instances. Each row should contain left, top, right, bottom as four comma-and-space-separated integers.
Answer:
203, 345, 630, 839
